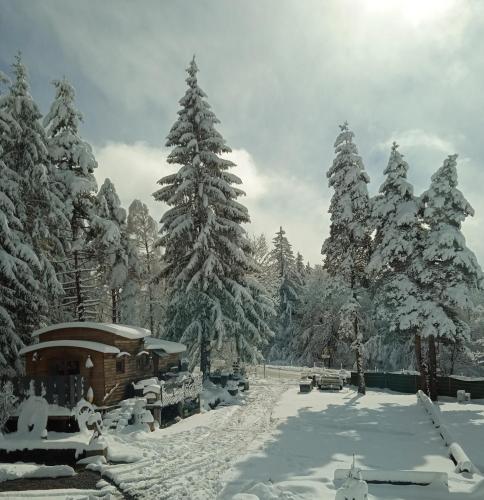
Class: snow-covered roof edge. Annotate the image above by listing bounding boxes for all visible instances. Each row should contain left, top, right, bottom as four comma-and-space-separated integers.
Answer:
32, 322, 151, 340
144, 336, 187, 354
19, 340, 120, 355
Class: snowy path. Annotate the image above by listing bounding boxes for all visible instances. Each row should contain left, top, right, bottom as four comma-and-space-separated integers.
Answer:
101, 379, 289, 499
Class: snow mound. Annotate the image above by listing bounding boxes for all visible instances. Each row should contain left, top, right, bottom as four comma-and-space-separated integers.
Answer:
201, 380, 237, 411
0, 463, 75, 483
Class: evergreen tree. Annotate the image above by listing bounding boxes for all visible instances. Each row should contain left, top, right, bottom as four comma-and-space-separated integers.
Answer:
44, 77, 98, 321
418, 155, 483, 398
0, 86, 42, 374
367, 143, 428, 379
321, 123, 371, 394
268, 227, 300, 361
154, 57, 273, 375
295, 252, 307, 283
1, 54, 67, 331
93, 178, 130, 323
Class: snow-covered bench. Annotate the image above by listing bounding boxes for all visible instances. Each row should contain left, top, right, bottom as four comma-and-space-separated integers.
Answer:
317, 374, 343, 390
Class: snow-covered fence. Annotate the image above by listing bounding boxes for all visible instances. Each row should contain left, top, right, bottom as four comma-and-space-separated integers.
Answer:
417, 390, 477, 474
5, 375, 85, 409
349, 372, 484, 398
248, 364, 348, 382
160, 375, 202, 407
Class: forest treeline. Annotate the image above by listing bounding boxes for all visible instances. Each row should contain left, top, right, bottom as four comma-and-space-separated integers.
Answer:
1, 54, 483, 398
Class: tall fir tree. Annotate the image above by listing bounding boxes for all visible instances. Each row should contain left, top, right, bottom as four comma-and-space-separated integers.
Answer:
417, 155, 483, 399
154, 57, 273, 375
295, 252, 307, 283
0, 82, 43, 374
367, 143, 429, 379
321, 123, 371, 394
93, 178, 131, 323
44, 77, 98, 321
1, 54, 67, 332
268, 227, 300, 361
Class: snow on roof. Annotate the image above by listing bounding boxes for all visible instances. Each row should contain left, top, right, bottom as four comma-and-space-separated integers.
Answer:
32, 322, 151, 340
144, 336, 187, 354
19, 340, 120, 356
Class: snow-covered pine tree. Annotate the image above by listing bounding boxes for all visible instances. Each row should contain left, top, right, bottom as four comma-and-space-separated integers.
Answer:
321, 123, 371, 394
126, 199, 163, 333
367, 143, 428, 377
295, 252, 307, 283
154, 57, 273, 375
267, 227, 300, 361
92, 178, 130, 323
0, 86, 43, 374
418, 155, 483, 399
1, 54, 67, 331
44, 77, 98, 321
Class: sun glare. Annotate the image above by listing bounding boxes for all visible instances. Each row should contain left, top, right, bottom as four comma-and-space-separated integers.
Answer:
366, 0, 456, 26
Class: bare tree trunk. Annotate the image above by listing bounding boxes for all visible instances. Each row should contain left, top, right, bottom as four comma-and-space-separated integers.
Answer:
449, 341, 458, 375
111, 289, 117, 324
73, 249, 84, 321
355, 315, 365, 395
144, 240, 155, 335
428, 335, 438, 401
200, 331, 211, 381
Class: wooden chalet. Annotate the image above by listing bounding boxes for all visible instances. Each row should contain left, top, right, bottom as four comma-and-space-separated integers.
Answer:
18, 322, 187, 408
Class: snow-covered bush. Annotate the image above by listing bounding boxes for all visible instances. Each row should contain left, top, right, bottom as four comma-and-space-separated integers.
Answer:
0, 381, 17, 434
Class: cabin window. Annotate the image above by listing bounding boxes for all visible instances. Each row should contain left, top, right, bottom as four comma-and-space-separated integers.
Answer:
136, 355, 151, 371
116, 358, 126, 374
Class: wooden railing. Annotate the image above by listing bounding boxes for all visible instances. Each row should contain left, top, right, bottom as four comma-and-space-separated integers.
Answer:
5, 375, 85, 409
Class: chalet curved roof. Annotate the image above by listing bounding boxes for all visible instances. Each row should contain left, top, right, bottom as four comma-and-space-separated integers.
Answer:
144, 336, 187, 354
32, 322, 151, 340
19, 340, 120, 355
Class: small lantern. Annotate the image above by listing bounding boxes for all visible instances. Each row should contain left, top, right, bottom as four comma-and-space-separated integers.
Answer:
85, 355, 94, 369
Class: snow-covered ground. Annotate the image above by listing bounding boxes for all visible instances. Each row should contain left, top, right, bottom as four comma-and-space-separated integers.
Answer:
2, 380, 484, 499
221, 386, 484, 499
438, 398, 484, 473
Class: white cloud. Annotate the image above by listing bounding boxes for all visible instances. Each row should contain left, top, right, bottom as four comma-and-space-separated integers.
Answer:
377, 129, 456, 154
93, 141, 175, 220
93, 142, 328, 264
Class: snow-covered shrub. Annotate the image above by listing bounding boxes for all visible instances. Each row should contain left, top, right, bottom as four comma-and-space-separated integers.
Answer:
0, 381, 17, 434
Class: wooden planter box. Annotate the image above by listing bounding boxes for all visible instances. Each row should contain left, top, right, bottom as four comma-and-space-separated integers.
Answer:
299, 382, 312, 393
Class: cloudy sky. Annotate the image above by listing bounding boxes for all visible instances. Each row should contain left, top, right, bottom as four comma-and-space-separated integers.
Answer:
1, 0, 484, 264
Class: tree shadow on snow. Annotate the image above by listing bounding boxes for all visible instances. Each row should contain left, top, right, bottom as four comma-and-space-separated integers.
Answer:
219, 388, 482, 499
